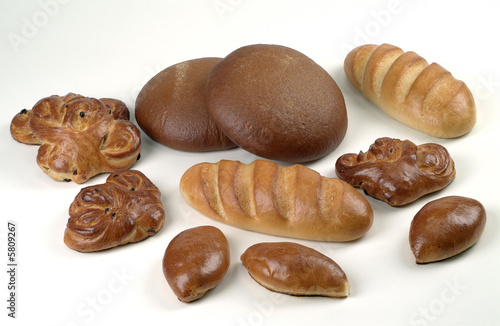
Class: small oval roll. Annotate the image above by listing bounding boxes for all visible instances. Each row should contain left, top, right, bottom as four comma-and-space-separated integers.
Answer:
162, 226, 230, 302
409, 196, 486, 264
241, 242, 349, 298
179, 159, 373, 242
344, 43, 476, 138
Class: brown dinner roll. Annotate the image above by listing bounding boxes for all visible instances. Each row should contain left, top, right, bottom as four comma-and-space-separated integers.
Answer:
409, 196, 486, 264
162, 226, 230, 302
206, 44, 347, 163
135, 57, 236, 151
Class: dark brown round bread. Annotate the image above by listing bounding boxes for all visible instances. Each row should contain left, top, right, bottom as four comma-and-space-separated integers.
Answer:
135, 57, 236, 151
205, 44, 347, 163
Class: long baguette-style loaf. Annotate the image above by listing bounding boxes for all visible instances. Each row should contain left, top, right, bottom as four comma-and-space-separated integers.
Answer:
344, 43, 476, 138
179, 159, 373, 242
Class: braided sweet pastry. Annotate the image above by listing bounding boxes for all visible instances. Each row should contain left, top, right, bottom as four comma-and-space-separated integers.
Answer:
64, 170, 165, 252
10, 93, 141, 183
336, 137, 456, 206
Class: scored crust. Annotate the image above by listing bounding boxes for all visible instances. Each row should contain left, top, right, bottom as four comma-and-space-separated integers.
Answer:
344, 43, 476, 138
179, 159, 374, 242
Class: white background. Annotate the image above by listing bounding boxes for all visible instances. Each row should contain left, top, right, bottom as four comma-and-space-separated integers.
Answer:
1, 1, 499, 325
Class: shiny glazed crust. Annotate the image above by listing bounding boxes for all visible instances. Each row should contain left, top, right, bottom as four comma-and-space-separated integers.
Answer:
64, 170, 165, 252
241, 242, 349, 298
344, 43, 476, 138
162, 226, 230, 302
179, 159, 373, 242
409, 196, 486, 263
336, 137, 456, 206
10, 93, 141, 183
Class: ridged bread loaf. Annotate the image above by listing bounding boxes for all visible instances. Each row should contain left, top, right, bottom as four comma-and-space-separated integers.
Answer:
179, 159, 373, 242
344, 43, 476, 138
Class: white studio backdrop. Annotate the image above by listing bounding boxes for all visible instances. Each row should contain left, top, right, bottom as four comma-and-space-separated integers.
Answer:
1, 1, 499, 326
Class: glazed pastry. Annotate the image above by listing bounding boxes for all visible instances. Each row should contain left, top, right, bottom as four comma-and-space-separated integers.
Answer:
409, 196, 486, 264
179, 159, 373, 242
344, 43, 476, 138
241, 242, 349, 298
64, 170, 165, 252
336, 137, 456, 206
206, 44, 347, 163
10, 93, 141, 183
162, 226, 230, 302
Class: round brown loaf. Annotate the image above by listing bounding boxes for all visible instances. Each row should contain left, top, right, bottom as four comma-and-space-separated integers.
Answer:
135, 57, 236, 151
205, 44, 347, 163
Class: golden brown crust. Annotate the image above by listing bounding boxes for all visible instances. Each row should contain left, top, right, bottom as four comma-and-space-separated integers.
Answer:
135, 57, 235, 151
344, 43, 476, 138
64, 170, 165, 252
162, 226, 230, 302
179, 159, 373, 242
206, 44, 347, 163
409, 196, 486, 263
240, 242, 349, 298
336, 137, 456, 206
10, 93, 141, 183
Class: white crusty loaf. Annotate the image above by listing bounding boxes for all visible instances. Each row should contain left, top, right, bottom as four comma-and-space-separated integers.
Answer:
344, 43, 476, 138
179, 159, 373, 242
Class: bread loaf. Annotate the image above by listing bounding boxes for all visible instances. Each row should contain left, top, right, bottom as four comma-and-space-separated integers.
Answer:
179, 159, 373, 242
344, 43, 476, 138
206, 44, 347, 163
135, 57, 236, 151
